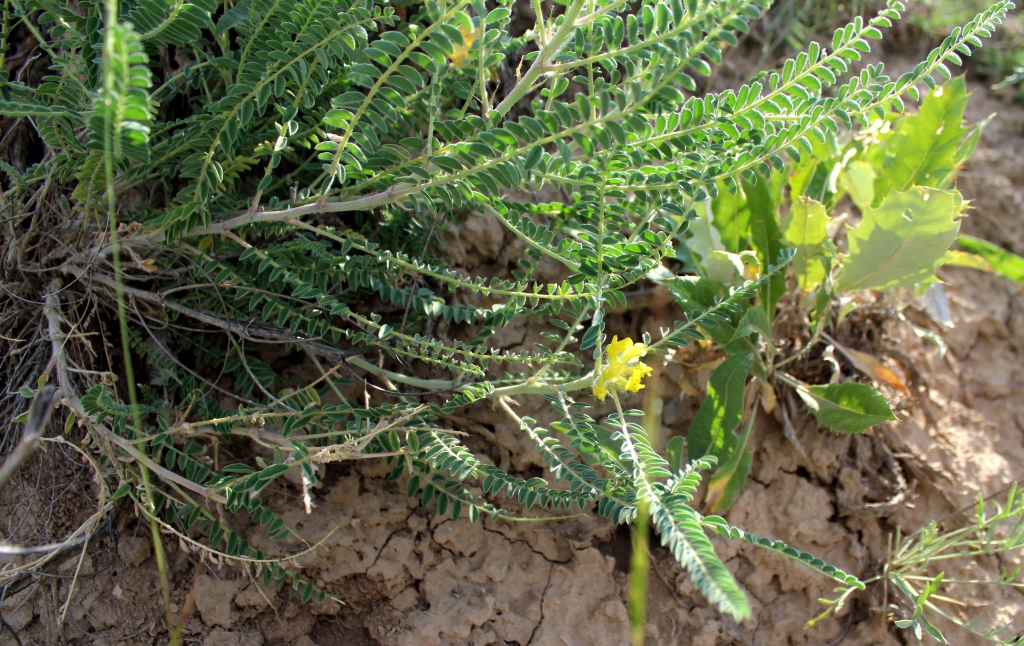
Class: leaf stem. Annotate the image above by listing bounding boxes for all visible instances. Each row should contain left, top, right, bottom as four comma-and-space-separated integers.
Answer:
493, 0, 588, 117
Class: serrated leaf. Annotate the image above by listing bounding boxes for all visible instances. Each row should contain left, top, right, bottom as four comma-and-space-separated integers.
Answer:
837, 187, 965, 293
869, 76, 972, 202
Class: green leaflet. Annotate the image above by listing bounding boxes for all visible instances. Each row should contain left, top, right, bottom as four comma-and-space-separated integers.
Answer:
955, 234, 1024, 285
836, 187, 965, 293
793, 381, 897, 434
782, 196, 830, 293
742, 174, 787, 317
688, 353, 753, 461
869, 76, 974, 202
86, 23, 153, 164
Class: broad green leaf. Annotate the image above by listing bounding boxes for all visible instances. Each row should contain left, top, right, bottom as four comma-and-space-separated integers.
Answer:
743, 174, 787, 316
793, 381, 896, 434
687, 199, 725, 263
706, 413, 755, 513
666, 436, 686, 474
704, 250, 743, 285
839, 161, 875, 212
711, 179, 749, 253
665, 276, 725, 310
730, 306, 772, 344
953, 114, 992, 168
955, 234, 1024, 285
688, 353, 753, 460
216, 0, 253, 33
704, 250, 754, 285
836, 187, 965, 293
870, 76, 972, 202
782, 196, 830, 292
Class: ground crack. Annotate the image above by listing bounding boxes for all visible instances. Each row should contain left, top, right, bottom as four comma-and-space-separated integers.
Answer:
526, 563, 555, 646
480, 524, 571, 564
367, 509, 417, 571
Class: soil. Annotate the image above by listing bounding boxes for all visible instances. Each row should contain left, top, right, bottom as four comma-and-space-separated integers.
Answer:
4, 56, 1024, 646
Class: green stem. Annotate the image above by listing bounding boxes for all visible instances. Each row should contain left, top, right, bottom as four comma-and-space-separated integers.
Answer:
99, 4, 176, 642
493, 0, 587, 117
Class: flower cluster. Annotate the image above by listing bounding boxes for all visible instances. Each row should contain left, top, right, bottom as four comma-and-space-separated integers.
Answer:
593, 336, 652, 401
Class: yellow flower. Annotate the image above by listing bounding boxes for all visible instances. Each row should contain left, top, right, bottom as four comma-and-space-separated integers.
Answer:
593, 336, 651, 401
448, 23, 479, 68
625, 363, 653, 393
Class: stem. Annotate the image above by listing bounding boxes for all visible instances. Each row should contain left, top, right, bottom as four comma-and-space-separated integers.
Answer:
488, 373, 593, 398
629, 355, 664, 646
493, 0, 587, 117
99, 4, 176, 640
346, 356, 457, 391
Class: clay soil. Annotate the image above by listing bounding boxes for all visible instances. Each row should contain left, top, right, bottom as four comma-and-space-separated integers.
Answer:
4, 62, 1024, 646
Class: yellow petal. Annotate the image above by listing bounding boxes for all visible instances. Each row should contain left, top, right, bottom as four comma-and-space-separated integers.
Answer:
626, 363, 653, 393
606, 335, 633, 357
601, 360, 626, 382
619, 343, 648, 364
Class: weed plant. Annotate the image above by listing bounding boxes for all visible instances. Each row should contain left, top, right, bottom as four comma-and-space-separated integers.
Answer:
0, 0, 1018, 642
